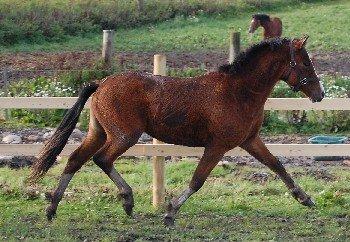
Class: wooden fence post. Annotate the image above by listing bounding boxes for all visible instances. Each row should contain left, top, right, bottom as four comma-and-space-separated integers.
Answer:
152, 54, 166, 208
102, 30, 115, 68
2, 68, 9, 87
228, 32, 240, 63
0, 68, 9, 120
137, 0, 144, 12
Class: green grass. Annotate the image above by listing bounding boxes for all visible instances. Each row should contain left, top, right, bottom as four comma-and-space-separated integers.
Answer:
2, 0, 349, 53
1, 159, 349, 240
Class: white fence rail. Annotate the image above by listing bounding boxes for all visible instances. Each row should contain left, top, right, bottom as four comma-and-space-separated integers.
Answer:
0, 143, 349, 157
1, 97, 349, 110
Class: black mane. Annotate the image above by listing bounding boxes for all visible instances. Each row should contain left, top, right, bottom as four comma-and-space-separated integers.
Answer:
252, 13, 270, 22
218, 38, 289, 75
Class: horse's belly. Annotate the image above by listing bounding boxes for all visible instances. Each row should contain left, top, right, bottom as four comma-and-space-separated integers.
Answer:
146, 121, 210, 147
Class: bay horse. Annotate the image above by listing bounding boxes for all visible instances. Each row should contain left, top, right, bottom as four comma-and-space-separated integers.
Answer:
249, 13, 282, 39
29, 36, 324, 226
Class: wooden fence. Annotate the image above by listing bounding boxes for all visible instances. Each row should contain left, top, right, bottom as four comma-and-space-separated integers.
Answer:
1, 97, 349, 158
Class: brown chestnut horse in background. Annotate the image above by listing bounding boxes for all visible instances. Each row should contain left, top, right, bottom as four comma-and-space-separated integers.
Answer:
29, 36, 324, 226
249, 13, 282, 39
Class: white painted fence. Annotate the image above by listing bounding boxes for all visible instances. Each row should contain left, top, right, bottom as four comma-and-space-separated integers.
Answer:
0, 97, 349, 110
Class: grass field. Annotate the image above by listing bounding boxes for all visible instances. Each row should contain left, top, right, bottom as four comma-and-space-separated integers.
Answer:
2, 0, 349, 53
1, 0, 308, 46
1, 159, 349, 240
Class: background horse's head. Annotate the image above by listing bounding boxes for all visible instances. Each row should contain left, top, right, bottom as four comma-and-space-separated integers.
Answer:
249, 14, 270, 33
282, 36, 324, 102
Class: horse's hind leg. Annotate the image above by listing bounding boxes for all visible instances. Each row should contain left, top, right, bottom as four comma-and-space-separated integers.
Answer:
93, 131, 142, 216
46, 114, 106, 220
241, 136, 315, 207
164, 145, 227, 226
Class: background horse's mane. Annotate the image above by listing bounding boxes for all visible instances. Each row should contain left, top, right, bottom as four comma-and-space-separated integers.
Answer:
218, 38, 289, 75
252, 13, 270, 22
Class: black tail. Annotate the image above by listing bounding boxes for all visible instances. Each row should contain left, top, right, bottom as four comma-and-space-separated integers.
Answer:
28, 82, 99, 184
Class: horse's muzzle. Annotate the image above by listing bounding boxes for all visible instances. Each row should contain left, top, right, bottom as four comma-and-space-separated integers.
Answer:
311, 91, 325, 103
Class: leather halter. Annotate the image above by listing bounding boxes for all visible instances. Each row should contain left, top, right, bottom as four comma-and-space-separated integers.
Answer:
284, 41, 311, 92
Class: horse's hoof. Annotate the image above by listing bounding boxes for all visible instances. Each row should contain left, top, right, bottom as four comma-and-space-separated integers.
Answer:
123, 203, 134, 217
291, 187, 315, 207
46, 206, 56, 221
120, 192, 134, 217
164, 215, 175, 227
301, 197, 316, 207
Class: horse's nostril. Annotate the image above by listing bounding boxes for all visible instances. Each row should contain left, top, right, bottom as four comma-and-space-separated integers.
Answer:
321, 91, 325, 98
317, 95, 324, 102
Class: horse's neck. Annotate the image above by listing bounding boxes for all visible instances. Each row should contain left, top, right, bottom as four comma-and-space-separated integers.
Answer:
262, 18, 282, 38
235, 51, 286, 107
261, 21, 274, 39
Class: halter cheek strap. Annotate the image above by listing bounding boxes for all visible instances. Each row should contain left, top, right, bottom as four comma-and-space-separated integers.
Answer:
284, 41, 310, 92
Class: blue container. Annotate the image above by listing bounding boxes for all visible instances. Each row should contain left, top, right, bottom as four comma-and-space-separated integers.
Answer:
308, 135, 348, 161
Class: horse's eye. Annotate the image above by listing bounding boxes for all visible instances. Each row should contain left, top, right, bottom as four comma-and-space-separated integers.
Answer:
303, 61, 311, 67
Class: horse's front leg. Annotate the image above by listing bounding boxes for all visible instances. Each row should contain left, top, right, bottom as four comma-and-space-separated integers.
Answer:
164, 145, 227, 226
241, 136, 315, 207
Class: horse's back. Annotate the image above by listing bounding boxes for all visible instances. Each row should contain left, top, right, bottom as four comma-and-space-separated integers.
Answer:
91, 71, 237, 146
272, 17, 282, 37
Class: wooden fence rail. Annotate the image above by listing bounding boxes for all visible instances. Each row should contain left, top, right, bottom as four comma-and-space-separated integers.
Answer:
1, 97, 349, 110
0, 143, 349, 157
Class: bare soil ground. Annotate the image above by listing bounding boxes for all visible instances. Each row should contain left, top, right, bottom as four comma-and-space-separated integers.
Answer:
0, 50, 349, 79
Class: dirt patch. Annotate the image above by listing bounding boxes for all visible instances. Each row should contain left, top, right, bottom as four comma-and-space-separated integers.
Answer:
305, 168, 336, 181
246, 172, 271, 184
0, 50, 349, 82
292, 168, 336, 181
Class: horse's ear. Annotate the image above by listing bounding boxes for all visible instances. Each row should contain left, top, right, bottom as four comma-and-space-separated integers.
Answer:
300, 35, 309, 47
293, 35, 309, 49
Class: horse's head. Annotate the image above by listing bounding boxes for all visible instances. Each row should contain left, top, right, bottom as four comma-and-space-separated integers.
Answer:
249, 14, 270, 34
249, 18, 259, 33
282, 36, 324, 102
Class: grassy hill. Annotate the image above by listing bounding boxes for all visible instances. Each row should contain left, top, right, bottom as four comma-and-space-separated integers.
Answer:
1, 0, 349, 53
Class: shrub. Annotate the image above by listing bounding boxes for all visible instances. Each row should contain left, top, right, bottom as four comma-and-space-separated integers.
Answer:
0, 62, 118, 128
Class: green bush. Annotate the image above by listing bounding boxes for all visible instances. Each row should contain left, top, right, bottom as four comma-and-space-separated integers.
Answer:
0, 62, 118, 128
